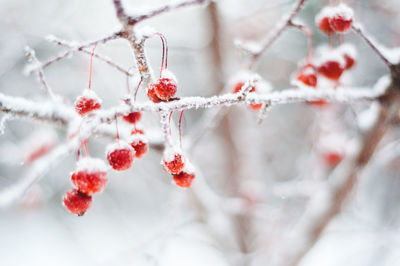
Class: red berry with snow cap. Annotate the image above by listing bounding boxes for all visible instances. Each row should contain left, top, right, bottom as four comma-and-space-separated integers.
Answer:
328, 4, 354, 33
315, 7, 335, 35
173, 163, 196, 188
71, 157, 108, 195
123, 112, 142, 124
338, 44, 357, 70
131, 128, 145, 135
75, 89, 102, 116
318, 61, 344, 80
147, 85, 162, 103
163, 147, 185, 174
148, 70, 178, 101
315, 47, 346, 81
129, 134, 148, 158
296, 65, 318, 88
106, 141, 135, 171
323, 151, 343, 167
63, 189, 92, 216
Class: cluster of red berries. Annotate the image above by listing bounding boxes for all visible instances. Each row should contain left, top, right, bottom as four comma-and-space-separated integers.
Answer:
162, 147, 196, 188
106, 111, 149, 171
292, 3, 356, 106
315, 4, 354, 35
63, 157, 108, 216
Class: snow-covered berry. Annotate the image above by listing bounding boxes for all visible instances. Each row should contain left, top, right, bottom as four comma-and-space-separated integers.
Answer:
147, 85, 162, 103
315, 47, 346, 81
318, 61, 344, 80
338, 44, 357, 70
163, 147, 185, 174
129, 134, 148, 158
75, 89, 102, 116
122, 112, 142, 124
296, 65, 318, 88
315, 7, 335, 35
131, 128, 145, 135
63, 189, 92, 216
71, 157, 108, 195
328, 4, 354, 33
173, 163, 195, 188
106, 141, 135, 171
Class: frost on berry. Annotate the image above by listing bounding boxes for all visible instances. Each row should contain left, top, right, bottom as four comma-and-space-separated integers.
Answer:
173, 163, 196, 188
338, 44, 357, 70
147, 85, 162, 103
63, 189, 92, 216
131, 128, 144, 135
162, 147, 185, 174
75, 89, 102, 116
294, 64, 318, 88
106, 141, 135, 171
315, 47, 346, 81
315, 7, 335, 35
129, 133, 148, 158
71, 157, 108, 195
328, 4, 354, 33
122, 112, 142, 124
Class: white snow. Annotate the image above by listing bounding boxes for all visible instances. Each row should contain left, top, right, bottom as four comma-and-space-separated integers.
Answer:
315, 6, 334, 25
163, 145, 183, 163
76, 89, 102, 104
161, 69, 178, 84
129, 133, 148, 144
329, 3, 354, 20
76, 157, 109, 173
106, 140, 134, 155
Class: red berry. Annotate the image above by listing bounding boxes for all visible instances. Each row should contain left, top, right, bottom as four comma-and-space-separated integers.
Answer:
318, 17, 334, 35
154, 78, 177, 101
323, 151, 343, 167
308, 99, 329, 108
315, 7, 334, 35
173, 171, 195, 188
163, 148, 185, 174
129, 134, 148, 158
328, 4, 354, 33
296, 65, 318, 87
63, 189, 92, 216
233, 82, 255, 93
344, 54, 355, 69
131, 128, 145, 135
147, 85, 162, 103
71, 158, 108, 195
317, 61, 344, 80
75, 89, 101, 116
122, 112, 142, 124
106, 142, 135, 171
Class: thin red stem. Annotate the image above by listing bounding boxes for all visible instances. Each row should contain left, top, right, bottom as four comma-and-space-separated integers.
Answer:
155, 33, 168, 78
88, 44, 98, 89
179, 110, 184, 148
83, 140, 89, 157
134, 78, 143, 101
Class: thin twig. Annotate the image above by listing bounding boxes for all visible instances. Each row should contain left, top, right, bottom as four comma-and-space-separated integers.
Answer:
47, 36, 133, 76
25, 46, 57, 100
127, 0, 208, 25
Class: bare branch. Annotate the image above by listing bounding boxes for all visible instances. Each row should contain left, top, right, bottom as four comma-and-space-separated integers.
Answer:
25, 46, 58, 100
352, 23, 393, 68
0, 93, 75, 127
32, 32, 122, 72
237, 0, 309, 67
47, 36, 134, 76
127, 0, 208, 26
